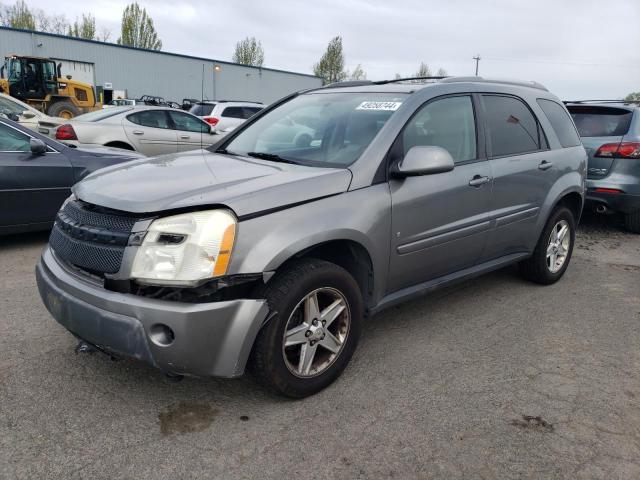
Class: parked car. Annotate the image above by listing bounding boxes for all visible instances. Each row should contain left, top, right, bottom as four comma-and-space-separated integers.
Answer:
565, 100, 640, 232
36, 77, 586, 397
0, 116, 142, 235
0, 92, 59, 131
189, 100, 263, 132
44, 106, 222, 156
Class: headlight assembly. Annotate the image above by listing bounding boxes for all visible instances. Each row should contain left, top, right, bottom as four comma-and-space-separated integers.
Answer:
131, 209, 237, 286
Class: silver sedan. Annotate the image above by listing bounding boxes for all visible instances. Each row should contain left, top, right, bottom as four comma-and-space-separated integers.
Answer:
39, 106, 223, 156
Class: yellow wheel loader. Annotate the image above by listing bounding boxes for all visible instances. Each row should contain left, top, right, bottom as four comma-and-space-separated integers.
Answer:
0, 55, 101, 118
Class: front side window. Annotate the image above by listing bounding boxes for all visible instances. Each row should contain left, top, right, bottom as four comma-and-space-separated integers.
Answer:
537, 99, 581, 147
402, 95, 477, 163
0, 123, 31, 151
222, 92, 407, 167
483, 95, 542, 157
168, 111, 208, 132
567, 106, 633, 137
127, 110, 170, 129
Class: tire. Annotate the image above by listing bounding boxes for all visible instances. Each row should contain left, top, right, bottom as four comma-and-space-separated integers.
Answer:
47, 100, 80, 119
519, 206, 576, 285
250, 258, 363, 398
624, 210, 640, 234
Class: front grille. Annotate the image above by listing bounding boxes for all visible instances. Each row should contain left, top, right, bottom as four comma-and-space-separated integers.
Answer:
50, 200, 140, 275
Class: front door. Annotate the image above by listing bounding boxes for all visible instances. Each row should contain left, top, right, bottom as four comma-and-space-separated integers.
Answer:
123, 110, 177, 156
0, 122, 72, 228
388, 95, 494, 293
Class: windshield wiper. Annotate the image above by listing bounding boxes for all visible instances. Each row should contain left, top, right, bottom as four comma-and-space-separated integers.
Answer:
246, 151, 299, 164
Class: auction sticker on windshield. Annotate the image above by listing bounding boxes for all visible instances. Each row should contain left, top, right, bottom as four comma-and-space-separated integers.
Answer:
356, 101, 403, 111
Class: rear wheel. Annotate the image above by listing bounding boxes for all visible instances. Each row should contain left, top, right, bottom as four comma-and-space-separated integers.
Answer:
624, 210, 640, 234
250, 259, 363, 398
47, 100, 80, 119
519, 206, 576, 285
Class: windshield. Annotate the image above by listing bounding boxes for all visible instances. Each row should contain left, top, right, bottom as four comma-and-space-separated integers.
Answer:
73, 106, 133, 122
221, 92, 407, 167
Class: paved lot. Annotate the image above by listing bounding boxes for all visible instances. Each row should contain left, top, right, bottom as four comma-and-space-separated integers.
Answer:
1, 212, 639, 479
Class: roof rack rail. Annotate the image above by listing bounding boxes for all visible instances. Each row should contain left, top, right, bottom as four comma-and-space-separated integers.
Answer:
323, 80, 375, 88
320, 76, 549, 91
373, 76, 447, 85
563, 99, 640, 105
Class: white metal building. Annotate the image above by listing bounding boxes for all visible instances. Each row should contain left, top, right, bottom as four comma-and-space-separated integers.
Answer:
0, 26, 322, 104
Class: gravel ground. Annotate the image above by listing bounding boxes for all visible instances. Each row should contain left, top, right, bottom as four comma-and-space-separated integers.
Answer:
1, 212, 639, 479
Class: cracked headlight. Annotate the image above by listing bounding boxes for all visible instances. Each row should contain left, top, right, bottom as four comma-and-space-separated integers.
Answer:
131, 209, 236, 286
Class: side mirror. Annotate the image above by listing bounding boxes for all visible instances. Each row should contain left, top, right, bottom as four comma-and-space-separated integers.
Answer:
22, 110, 36, 119
30, 138, 47, 155
392, 146, 455, 178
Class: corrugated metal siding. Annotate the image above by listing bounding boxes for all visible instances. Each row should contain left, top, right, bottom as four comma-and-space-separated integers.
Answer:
0, 28, 322, 104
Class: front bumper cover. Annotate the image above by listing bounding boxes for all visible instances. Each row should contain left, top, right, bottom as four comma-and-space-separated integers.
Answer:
36, 247, 269, 378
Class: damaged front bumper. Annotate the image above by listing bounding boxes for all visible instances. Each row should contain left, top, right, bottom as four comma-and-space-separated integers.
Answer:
36, 247, 269, 378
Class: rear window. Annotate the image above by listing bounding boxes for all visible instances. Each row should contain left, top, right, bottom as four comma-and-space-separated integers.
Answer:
189, 103, 215, 116
221, 106, 246, 119
567, 106, 633, 137
537, 99, 581, 148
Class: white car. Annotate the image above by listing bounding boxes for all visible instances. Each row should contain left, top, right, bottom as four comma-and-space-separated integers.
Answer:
47, 106, 222, 156
189, 100, 263, 132
0, 92, 59, 131
103, 99, 137, 108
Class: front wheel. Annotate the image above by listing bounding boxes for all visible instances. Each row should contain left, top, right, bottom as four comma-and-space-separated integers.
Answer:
519, 206, 576, 285
250, 259, 363, 398
47, 100, 80, 119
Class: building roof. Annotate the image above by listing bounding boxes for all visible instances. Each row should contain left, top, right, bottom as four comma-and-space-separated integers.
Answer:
0, 26, 320, 79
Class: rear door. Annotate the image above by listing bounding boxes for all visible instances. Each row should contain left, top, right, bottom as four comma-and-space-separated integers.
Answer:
167, 111, 212, 151
123, 110, 177, 156
0, 121, 73, 228
567, 105, 633, 179
479, 94, 556, 260
388, 94, 493, 292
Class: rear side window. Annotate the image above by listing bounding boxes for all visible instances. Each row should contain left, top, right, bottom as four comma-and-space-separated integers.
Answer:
221, 106, 247, 119
537, 99, 581, 147
403, 95, 477, 163
483, 95, 542, 157
127, 110, 170, 129
567, 106, 633, 137
189, 103, 215, 116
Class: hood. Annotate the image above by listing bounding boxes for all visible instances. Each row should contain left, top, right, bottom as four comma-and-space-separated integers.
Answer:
73, 149, 353, 217
71, 144, 145, 159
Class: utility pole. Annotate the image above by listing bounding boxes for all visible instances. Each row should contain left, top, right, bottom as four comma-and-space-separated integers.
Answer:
473, 55, 481, 76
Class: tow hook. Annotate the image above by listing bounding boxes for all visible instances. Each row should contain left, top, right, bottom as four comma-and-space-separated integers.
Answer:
164, 372, 184, 383
74, 340, 97, 354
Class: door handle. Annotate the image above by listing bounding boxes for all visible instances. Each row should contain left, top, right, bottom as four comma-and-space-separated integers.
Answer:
468, 175, 491, 187
538, 161, 553, 171
132, 130, 144, 135
179, 135, 190, 139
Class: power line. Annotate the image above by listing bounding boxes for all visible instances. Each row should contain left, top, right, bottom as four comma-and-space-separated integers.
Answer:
483, 56, 640, 70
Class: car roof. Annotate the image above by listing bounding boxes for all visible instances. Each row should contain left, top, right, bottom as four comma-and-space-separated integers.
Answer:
314, 76, 549, 95
196, 100, 263, 105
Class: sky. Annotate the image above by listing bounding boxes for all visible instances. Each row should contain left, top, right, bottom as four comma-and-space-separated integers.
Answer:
20, 0, 640, 99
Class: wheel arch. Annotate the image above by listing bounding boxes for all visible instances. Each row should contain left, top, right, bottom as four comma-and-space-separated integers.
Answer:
104, 140, 135, 151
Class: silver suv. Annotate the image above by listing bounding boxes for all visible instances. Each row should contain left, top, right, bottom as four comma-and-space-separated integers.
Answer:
189, 100, 263, 132
36, 77, 586, 397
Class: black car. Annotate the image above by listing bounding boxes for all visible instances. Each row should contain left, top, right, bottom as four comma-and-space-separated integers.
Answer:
0, 116, 143, 235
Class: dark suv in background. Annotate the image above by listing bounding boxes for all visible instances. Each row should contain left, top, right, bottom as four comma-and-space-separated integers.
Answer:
566, 100, 640, 232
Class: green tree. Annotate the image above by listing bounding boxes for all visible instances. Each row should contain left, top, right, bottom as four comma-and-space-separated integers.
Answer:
36, 11, 68, 34
313, 36, 347, 85
117, 2, 162, 50
348, 64, 366, 81
625, 92, 640, 101
0, 0, 35, 30
68, 13, 96, 40
232, 36, 265, 67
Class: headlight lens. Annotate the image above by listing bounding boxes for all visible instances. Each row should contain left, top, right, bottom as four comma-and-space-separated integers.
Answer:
131, 209, 236, 286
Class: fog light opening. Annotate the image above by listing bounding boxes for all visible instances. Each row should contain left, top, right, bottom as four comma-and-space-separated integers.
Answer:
149, 324, 175, 347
